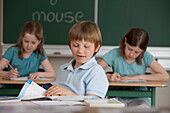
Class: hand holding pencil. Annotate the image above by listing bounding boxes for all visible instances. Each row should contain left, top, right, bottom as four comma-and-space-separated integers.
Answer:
6, 61, 20, 78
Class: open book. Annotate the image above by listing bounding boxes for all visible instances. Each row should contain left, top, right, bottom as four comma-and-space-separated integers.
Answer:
17, 79, 94, 101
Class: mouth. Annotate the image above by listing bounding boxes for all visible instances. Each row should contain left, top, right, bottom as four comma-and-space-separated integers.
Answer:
77, 55, 85, 58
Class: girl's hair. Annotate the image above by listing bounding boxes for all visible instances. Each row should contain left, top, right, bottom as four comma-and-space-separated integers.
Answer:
14, 21, 45, 61
68, 21, 102, 56
119, 28, 149, 65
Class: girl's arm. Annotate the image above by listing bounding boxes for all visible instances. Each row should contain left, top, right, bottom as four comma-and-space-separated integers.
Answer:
98, 59, 122, 81
122, 59, 169, 82
0, 58, 19, 78
98, 59, 109, 69
29, 59, 55, 79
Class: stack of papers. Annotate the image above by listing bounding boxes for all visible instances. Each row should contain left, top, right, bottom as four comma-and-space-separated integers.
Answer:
84, 98, 125, 107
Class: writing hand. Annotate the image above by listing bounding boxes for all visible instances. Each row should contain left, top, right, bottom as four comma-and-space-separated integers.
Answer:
9, 68, 20, 78
107, 72, 122, 82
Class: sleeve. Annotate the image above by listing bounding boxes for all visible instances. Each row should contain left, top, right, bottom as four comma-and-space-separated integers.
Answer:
40, 50, 48, 64
2, 47, 15, 61
102, 49, 116, 67
143, 51, 155, 67
85, 65, 109, 98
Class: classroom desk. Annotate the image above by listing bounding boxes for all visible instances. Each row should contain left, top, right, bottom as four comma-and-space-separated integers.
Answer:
0, 78, 55, 96
107, 81, 167, 107
0, 101, 170, 113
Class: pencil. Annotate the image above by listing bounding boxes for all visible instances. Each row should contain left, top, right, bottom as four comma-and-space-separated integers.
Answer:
6, 61, 20, 77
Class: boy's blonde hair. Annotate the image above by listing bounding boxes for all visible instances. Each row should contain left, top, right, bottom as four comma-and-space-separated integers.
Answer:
68, 21, 102, 56
14, 21, 45, 61
119, 28, 149, 65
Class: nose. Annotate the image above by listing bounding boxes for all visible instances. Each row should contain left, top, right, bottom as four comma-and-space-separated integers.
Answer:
77, 46, 84, 53
27, 42, 32, 48
129, 51, 134, 56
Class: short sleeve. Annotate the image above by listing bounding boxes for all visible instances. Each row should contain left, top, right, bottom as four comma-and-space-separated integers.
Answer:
103, 50, 114, 66
85, 65, 109, 98
3, 47, 16, 61
40, 50, 48, 64
103, 48, 119, 67
143, 51, 155, 67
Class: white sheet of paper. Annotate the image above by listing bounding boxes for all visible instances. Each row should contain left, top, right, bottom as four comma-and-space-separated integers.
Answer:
11, 77, 53, 81
32, 101, 86, 106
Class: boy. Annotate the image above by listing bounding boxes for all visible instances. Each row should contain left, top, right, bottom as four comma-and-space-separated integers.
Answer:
45, 21, 109, 98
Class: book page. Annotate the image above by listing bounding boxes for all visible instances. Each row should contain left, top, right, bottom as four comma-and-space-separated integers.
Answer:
17, 79, 47, 100
32, 101, 86, 106
120, 80, 146, 83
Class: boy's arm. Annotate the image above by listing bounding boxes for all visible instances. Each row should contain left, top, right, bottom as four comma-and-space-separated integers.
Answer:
44, 85, 78, 96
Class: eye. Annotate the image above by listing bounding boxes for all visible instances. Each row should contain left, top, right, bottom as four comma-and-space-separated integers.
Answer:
135, 51, 139, 54
128, 47, 133, 51
24, 40, 29, 43
84, 45, 90, 48
32, 42, 36, 44
73, 43, 79, 47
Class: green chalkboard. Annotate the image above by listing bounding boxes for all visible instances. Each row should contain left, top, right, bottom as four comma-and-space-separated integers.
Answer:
3, 0, 94, 45
98, 0, 170, 47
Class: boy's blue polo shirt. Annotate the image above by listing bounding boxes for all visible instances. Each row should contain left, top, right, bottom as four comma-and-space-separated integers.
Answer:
52, 57, 109, 98
3, 47, 48, 77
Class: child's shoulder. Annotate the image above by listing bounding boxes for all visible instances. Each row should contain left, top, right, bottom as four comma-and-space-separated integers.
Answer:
59, 63, 70, 70
104, 48, 120, 57
6, 46, 19, 52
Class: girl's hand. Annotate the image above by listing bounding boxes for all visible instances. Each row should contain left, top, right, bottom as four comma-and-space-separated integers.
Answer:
107, 72, 122, 82
9, 68, 19, 78
28, 72, 39, 79
45, 85, 76, 96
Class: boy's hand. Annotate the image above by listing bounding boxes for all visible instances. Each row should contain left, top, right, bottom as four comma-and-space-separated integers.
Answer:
45, 85, 76, 96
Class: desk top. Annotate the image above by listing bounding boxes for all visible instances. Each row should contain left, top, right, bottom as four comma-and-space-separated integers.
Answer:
0, 79, 55, 84
109, 81, 167, 87
0, 101, 170, 113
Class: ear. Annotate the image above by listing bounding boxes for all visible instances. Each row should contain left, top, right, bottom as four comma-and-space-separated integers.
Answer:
38, 40, 41, 45
124, 37, 127, 45
95, 44, 101, 52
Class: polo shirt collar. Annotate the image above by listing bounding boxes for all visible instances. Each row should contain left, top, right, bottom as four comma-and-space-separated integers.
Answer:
66, 57, 97, 71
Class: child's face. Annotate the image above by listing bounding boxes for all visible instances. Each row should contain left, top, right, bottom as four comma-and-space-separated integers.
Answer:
70, 39, 99, 68
124, 43, 143, 61
22, 33, 41, 54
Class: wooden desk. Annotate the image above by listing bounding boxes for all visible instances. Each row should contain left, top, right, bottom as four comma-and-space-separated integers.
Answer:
0, 101, 170, 113
107, 82, 167, 107
0, 79, 55, 96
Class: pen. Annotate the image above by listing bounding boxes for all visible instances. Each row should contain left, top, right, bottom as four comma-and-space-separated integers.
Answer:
6, 61, 20, 77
